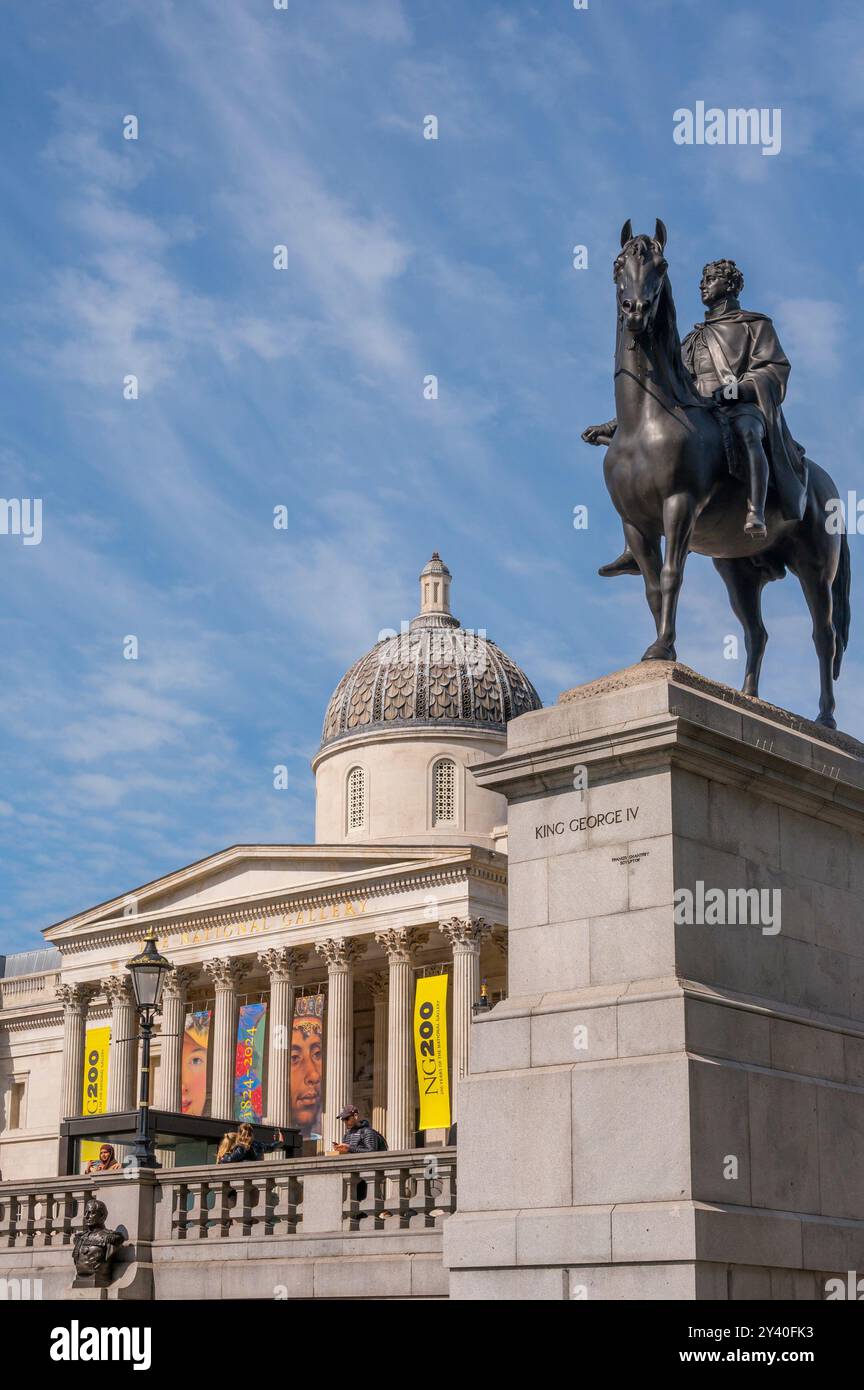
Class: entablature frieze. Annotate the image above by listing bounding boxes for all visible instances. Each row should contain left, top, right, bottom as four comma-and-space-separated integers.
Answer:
50, 858, 507, 962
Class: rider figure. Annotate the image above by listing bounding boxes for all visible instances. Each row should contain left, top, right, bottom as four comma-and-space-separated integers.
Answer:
586, 258, 806, 576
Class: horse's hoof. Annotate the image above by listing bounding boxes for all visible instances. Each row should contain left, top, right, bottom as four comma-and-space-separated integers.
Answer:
815, 712, 837, 730
641, 642, 676, 662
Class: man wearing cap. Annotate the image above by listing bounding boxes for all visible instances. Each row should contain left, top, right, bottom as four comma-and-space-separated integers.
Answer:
331, 1104, 386, 1154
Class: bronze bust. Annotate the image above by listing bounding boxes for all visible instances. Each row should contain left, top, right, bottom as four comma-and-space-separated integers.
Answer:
72, 1197, 124, 1285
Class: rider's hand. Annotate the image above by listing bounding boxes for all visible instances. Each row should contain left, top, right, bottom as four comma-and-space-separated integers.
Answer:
582, 423, 616, 446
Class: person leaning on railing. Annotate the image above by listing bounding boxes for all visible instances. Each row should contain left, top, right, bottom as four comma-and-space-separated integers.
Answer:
217, 1122, 290, 1163
329, 1105, 388, 1155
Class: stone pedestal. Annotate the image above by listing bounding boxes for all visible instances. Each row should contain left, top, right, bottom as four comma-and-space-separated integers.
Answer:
444, 662, 864, 1301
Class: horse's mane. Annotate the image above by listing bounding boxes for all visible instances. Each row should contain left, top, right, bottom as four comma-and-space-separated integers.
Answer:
615, 236, 706, 410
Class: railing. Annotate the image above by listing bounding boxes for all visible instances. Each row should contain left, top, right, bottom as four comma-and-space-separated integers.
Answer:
0, 1151, 457, 1253
0, 1177, 96, 1249
0, 971, 60, 1009
156, 1149, 456, 1242
164, 1170, 303, 1240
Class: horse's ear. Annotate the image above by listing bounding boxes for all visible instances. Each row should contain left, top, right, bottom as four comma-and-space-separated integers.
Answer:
620, 218, 633, 248
654, 218, 667, 251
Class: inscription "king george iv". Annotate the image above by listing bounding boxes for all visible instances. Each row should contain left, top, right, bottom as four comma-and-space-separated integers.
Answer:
534, 806, 639, 839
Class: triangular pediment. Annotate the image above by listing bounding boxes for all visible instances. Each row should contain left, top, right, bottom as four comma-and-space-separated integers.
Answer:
43, 842, 463, 943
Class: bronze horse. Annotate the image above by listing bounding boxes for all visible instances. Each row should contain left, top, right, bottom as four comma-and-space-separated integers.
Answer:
584, 220, 850, 728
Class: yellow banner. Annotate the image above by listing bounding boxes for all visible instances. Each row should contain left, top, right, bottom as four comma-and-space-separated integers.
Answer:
80, 1025, 111, 1163
414, 975, 450, 1131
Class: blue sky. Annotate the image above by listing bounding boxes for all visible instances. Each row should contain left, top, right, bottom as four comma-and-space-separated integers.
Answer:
2, 0, 863, 952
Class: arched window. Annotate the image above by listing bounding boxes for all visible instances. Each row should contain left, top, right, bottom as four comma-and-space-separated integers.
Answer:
432, 758, 456, 825
346, 766, 366, 833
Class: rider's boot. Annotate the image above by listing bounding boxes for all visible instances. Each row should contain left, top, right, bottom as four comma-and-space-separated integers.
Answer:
744, 451, 769, 539
598, 548, 641, 577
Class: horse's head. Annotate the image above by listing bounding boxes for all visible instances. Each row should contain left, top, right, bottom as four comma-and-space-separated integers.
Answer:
613, 218, 668, 336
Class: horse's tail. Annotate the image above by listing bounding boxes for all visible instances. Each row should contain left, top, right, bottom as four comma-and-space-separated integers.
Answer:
832, 531, 851, 679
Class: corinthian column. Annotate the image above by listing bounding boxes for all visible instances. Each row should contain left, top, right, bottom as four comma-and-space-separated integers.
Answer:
204, 958, 248, 1120
103, 975, 138, 1113
375, 929, 427, 1150
315, 938, 365, 1148
441, 917, 492, 1121
368, 972, 389, 1140
156, 967, 195, 1112
258, 947, 306, 1127
56, 983, 98, 1122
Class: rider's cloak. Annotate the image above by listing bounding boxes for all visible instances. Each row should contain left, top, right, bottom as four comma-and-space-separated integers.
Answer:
681, 306, 808, 521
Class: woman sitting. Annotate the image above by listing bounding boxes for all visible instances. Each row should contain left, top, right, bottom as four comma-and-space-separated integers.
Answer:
215, 1131, 239, 1163
83, 1143, 122, 1174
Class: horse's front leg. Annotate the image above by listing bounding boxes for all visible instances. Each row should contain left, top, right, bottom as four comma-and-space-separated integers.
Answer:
622, 520, 662, 635
643, 493, 694, 662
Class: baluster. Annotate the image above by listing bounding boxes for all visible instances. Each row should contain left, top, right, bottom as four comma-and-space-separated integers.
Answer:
0, 1193, 15, 1246
43, 1191, 58, 1246
172, 1183, 189, 1239
60, 1191, 76, 1244
267, 1174, 298, 1236
190, 1181, 209, 1239
237, 1177, 256, 1236
357, 1163, 384, 1230
214, 1179, 235, 1238
22, 1192, 37, 1247
407, 1165, 433, 1229
32, 1193, 48, 1248
284, 1176, 302, 1235
436, 1159, 457, 1219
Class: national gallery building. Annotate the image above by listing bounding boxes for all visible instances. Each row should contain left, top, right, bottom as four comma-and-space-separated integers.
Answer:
6, 552, 863, 1302
0, 555, 541, 1181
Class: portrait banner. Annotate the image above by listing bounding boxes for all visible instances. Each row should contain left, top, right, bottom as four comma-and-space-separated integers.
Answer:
290, 993, 325, 1141
414, 974, 450, 1131
80, 1025, 111, 1165
182, 1010, 211, 1116
234, 1002, 267, 1122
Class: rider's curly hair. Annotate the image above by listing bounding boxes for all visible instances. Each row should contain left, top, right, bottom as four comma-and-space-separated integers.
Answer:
702, 259, 744, 297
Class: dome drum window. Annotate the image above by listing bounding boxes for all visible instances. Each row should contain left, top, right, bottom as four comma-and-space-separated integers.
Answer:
433, 758, 456, 825
346, 766, 366, 832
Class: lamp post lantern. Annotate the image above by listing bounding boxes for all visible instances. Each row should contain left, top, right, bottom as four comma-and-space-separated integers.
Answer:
125, 929, 172, 1169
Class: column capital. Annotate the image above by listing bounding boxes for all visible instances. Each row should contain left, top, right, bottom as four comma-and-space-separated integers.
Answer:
101, 974, 135, 1005
203, 956, 248, 991
162, 966, 196, 1000
440, 916, 492, 953
367, 970, 389, 1003
257, 946, 307, 979
56, 982, 98, 1012
375, 927, 428, 964
315, 937, 366, 970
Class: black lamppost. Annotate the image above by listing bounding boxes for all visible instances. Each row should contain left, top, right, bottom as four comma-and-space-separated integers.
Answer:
126, 929, 172, 1170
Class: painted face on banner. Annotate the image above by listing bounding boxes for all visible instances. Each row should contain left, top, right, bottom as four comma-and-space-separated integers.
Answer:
181, 1014, 210, 1115
290, 1014, 323, 1137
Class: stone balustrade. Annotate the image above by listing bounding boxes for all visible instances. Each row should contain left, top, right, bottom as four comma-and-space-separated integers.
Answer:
0, 971, 60, 1009
0, 1175, 96, 1249
157, 1149, 456, 1242
0, 1151, 456, 1298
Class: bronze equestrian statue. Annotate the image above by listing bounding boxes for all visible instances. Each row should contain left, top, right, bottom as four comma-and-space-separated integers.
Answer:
582, 220, 850, 728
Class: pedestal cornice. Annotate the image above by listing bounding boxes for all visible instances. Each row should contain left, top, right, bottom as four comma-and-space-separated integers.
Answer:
472, 661, 864, 831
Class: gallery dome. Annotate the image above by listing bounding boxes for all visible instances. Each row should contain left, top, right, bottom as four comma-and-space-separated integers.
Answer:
319, 554, 542, 749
